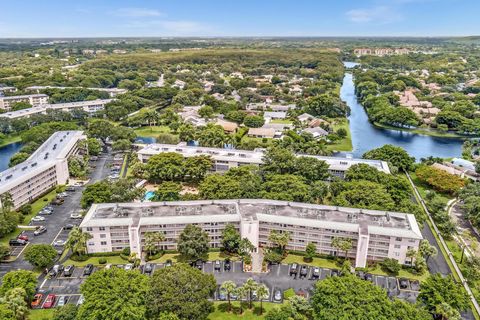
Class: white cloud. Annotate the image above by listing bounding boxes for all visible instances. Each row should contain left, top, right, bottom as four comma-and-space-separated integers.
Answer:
346, 6, 403, 24
111, 8, 163, 17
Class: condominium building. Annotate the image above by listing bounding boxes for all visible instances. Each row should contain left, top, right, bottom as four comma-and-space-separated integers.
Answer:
25, 86, 127, 97
0, 131, 85, 209
0, 94, 48, 110
137, 143, 390, 178
80, 200, 422, 267
0, 99, 112, 119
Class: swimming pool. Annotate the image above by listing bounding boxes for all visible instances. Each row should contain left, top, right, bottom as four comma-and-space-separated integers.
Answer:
144, 191, 155, 201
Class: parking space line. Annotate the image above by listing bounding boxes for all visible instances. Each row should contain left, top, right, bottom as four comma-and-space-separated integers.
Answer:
50, 228, 64, 245
40, 279, 48, 289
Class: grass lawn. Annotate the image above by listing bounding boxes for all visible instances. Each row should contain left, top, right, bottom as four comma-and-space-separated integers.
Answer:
119, 154, 128, 177
0, 134, 22, 147
63, 255, 128, 267
29, 308, 55, 320
149, 251, 239, 264
134, 125, 172, 138
239, 136, 273, 148
209, 302, 279, 320
270, 119, 293, 124
327, 119, 352, 152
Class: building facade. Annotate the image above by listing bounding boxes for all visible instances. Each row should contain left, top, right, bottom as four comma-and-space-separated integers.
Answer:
0, 94, 48, 110
137, 143, 391, 178
0, 131, 85, 209
80, 200, 422, 268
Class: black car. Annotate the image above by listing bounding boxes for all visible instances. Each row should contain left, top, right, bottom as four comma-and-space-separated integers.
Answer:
224, 259, 231, 271
195, 260, 203, 270
65, 186, 76, 192
331, 269, 340, 277
63, 224, 74, 230
9, 239, 27, 246
64, 265, 75, 277
83, 264, 94, 276
364, 273, 374, 282
165, 259, 173, 267
289, 263, 298, 275
312, 267, 320, 279
300, 265, 308, 278
214, 260, 221, 271
399, 278, 409, 289
49, 265, 64, 277
144, 263, 153, 274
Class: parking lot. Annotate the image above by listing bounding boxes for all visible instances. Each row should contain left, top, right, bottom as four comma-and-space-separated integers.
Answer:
37, 261, 420, 306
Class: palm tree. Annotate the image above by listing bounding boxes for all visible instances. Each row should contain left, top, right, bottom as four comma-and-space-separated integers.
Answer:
143, 110, 159, 131
268, 231, 290, 253
220, 281, 237, 312
331, 237, 353, 259
419, 239, 438, 262
435, 302, 461, 320
406, 248, 417, 265
0, 192, 13, 214
243, 278, 258, 309
234, 286, 247, 314
66, 227, 92, 256
256, 284, 269, 315
143, 231, 165, 256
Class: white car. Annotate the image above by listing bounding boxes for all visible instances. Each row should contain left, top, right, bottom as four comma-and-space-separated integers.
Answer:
77, 295, 84, 306
70, 213, 83, 219
124, 264, 134, 271
53, 240, 66, 247
31, 216, 45, 222
57, 295, 67, 307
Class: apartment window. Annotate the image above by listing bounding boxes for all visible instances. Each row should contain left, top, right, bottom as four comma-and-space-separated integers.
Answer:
86, 227, 93, 231
394, 252, 400, 257
394, 245, 401, 249
88, 242, 94, 246
100, 241, 107, 246
99, 227, 106, 231
100, 234, 106, 239
395, 237, 402, 241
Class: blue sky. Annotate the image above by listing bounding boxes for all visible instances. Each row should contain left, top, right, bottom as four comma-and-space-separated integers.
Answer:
0, 0, 478, 37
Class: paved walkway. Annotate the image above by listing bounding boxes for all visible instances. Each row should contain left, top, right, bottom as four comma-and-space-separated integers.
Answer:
251, 250, 264, 273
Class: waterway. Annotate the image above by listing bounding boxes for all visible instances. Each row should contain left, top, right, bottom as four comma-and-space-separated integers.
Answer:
341, 62, 464, 159
0, 141, 23, 171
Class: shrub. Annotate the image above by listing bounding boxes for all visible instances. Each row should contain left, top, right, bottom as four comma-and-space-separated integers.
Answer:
146, 252, 163, 261
70, 254, 89, 262
283, 288, 296, 300
98, 258, 107, 264
121, 247, 131, 256
381, 258, 401, 275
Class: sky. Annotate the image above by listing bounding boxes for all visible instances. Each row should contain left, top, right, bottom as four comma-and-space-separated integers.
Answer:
0, 0, 479, 38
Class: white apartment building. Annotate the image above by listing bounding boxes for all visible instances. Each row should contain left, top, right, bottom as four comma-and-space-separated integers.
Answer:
0, 131, 85, 209
0, 94, 48, 110
25, 86, 127, 97
137, 143, 390, 178
0, 99, 112, 119
80, 200, 422, 267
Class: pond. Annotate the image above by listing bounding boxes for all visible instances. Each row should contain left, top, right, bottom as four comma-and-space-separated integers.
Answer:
0, 141, 23, 171
341, 63, 464, 160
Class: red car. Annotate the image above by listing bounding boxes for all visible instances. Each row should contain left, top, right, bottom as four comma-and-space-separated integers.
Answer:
31, 293, 43, 308
43, 294, 56, 308
17, 234, 28, 241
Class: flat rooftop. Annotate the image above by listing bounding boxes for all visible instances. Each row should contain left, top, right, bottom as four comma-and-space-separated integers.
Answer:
0, 131, 84, 191
0, 93, 47, 100
81, 200, 422, 239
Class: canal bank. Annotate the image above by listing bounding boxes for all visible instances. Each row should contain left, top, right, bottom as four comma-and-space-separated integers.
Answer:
0, 141, 23, 171
340, 66, 464, 160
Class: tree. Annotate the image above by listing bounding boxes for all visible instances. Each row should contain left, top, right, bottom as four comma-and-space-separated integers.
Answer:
381, 258, 401, 275
142, 110, 159, 131
268, 230, 290, 253
65, 227, 92, 257
419, 239, 438, 262
10, 101, 31, 111
234, 286, 247, 315
87, 119, 113, 144
221, 223, 241, 254
238, 237, 255, 258
147, 263, 216, 320
220, 281, 237, 312
331, 237, 352, 259
178, 123, 196, 142
337, 128, 347, 138
0, 270, 37, 300
146, 153, 184, 182
363, 144, 415, 171
53, 304, 78, 320
243, 115, 265, 128
306, 94, 349, 118
312, 275, 431, 320
81, 179, 144, 208
24, 244, 57, 268
305, 242, 317, 262
257, 284, 270, 315
8, 152, 29, 167
183, 155, 213, 182
78, 268, 149, 320
261, 174, 311, 202
418, 274, 469, 316
156, 312, 180, 320
0, 244, 10, 260
406, 248, 417, 265
153, 181, 182, 201
0, 288, 29, 320
262, 147, 296, 175
435, 302, 461, 320
415, 165, 466, 195
243, 278, 258, 309
0, 304, 15, 320
198, 105, 214, 119
177, 224, 209, 262
293, 156, 330, 183
112, 139, 132, 151
86, 138, 101, 156
143, 231, 165, 256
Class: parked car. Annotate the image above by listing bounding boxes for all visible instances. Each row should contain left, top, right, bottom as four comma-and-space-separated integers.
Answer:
17, 234, 29, 241
289, 263, 298, 275
34, 226, 47, 236
83, 264, 94, 276
49, 265, 64, 277
399, 278, 409, 289
195, 260, 203, 270
274, 289, 282, 302
43, 294, 56, 308
52, 198, 64, 205
53, 240, 65, 247
63, 265, 75, 277
364, 273, 374, 282
224, 259, 231, 271
9, 239, 27, 246
66, 186, 76, 192
70, 213, 83, 219
124, 264, 134, 271
165, 259, 173, 267
57, 295, 67, 307
31, 293, 43, 308
312, 267, 320, 279
144, 263, 153, 274
331, 269, 340, 277
218, 289, 226, 301
214, 260, 221, 271
63, 224, 74, 230
300, 265, 308, 278
38, 209, 52, 216
31, 216, 45, 222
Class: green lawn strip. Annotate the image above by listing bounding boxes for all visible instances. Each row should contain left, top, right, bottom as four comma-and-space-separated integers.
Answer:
0, 134, 22, 147
270, 119, 293, 124
119, 154, 128, 177
149, 251, 240, 264
327, 119, 352, 152
63, 255, 128, 267
134, 125, 173, 138
208, 301, 279, 320
29, 308, 55, 320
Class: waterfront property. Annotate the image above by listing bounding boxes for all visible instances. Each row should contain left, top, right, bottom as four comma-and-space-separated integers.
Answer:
80, 199, 422, 268
0, 94, 48, 110
136, 143, 390, 178
0, 131, 85, 209
0, 99, 112, 119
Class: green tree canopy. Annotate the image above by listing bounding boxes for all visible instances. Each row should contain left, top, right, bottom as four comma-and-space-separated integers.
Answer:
177, 224, 210, 262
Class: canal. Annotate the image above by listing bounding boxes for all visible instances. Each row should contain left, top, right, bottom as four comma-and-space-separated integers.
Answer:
341, 63, 464, 159
0, 141, 23, 171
